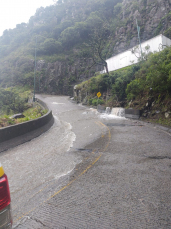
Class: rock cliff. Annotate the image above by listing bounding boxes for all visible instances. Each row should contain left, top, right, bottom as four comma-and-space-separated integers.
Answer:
0, 0, 171, 95
113, 0, 171, 54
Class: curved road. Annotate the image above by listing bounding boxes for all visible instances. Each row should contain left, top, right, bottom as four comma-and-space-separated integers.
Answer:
0, 95, 109, 225
0, 95, 171, 228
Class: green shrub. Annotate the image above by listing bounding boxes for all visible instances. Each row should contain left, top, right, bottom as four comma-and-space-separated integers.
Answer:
92, 99, 97, 106
88, 98, 93, 105
126, 46, 171, 100
92, 98, 104, 106
111, 65, 140, 100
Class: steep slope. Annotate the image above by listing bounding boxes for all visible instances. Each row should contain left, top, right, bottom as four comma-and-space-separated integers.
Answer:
0, 0, 171, 95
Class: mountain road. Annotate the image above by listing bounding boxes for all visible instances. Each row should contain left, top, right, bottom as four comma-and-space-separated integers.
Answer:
0, 95, 170, 228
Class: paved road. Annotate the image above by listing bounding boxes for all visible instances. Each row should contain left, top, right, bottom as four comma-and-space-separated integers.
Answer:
1, 95, 171, 228
0, 95, 107, 226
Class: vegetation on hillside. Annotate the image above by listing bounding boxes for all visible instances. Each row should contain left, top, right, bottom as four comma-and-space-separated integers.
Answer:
0, 0, 122, 88
0, 87, 47, 128
0, 106, 48, 128
0, 0, 170, 90
75, 46, 171, 126
0, 87, 31, 116
0, 0, 171, 126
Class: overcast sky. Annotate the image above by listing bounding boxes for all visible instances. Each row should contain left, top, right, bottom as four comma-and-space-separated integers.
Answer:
0, 0, 55, 36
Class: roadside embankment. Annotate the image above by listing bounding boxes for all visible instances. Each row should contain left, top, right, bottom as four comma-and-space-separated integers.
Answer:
96, 105, 171, 134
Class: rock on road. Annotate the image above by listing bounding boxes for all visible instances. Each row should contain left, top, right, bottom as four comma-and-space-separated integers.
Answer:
0, 95, 171, 229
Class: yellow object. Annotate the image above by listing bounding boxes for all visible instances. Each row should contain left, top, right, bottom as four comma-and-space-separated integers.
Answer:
0, 163, 5, 177
97, 92, 101, 98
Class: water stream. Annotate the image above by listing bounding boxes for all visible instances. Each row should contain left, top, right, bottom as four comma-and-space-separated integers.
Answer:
109, 107, 125, 117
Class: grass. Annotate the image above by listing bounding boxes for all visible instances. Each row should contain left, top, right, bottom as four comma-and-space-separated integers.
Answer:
146, 117, 171, 127
0, 106, 48, 128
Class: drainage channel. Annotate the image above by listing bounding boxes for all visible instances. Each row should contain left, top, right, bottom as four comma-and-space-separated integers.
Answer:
147, 156, 171, 160
105, 123, 144, 127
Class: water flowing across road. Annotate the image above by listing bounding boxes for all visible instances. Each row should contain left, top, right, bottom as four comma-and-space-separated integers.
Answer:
1, 95, 170, 228
0, 95, 109, 223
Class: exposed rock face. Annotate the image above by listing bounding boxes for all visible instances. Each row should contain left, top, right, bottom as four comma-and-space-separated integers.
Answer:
1, 0, 170, 95
35, 59, 102, 95
113, 0, 171, 54
27, 0, 171, 96
36, 60, 46, 71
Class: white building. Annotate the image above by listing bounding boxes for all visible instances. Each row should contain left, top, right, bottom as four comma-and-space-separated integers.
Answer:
101, 34, 171, 74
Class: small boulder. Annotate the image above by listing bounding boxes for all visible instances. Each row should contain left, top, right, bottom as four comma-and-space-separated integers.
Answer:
128, 100, 132, 106
165, 112, 170, 118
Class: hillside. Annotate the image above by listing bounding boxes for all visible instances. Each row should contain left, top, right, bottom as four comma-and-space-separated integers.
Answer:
0, 0, 171, 95
74, 44, 171, 126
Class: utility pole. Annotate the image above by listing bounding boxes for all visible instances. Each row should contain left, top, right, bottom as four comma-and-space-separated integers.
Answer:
136, 19, 143, 60
39, 75, 41, 92
33, 36, 37, 102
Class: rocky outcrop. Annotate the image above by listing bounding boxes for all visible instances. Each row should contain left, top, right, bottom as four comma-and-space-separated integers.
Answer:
1, 0, 171, 95
113, 0, 171, 54
35, 58, 102, 95
24, 0, 171, 96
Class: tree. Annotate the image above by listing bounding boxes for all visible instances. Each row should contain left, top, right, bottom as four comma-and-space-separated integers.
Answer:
131, 44, 151, 61
60, 27, 80, 47
83, 13, 111, 74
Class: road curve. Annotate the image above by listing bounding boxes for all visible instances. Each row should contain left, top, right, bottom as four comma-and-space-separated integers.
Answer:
1, 95, 171, 228
0, 95, 108, 225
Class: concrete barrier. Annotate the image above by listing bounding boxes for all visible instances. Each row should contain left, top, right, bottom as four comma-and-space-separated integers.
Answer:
36, 98, 48, 110
0, 99, 54, 145
110, 107, 140, 119
125, 109, 140, 119
96, 106, 140, 119
97, 105, 106, 113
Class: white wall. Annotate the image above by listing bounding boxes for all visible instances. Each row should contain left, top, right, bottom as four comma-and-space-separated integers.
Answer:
101, 34, 171, 74
162, 35, 171, 47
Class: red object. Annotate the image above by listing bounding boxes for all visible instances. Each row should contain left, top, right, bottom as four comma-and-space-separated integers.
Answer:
0, 174, 11, 211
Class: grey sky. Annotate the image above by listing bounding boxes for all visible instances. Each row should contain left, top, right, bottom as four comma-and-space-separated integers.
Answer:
0, 0, 55, 36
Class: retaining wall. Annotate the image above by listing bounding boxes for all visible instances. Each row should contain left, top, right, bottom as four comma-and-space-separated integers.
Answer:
110, 107, 140, 119
36, 98, 48, 110
0, 99, 54, 144
97, 105, 106, 113
125, 109, 140, 119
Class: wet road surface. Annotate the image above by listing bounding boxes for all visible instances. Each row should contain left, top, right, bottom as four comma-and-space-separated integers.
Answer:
0, 95, 171, 228
0, 95, 107, 225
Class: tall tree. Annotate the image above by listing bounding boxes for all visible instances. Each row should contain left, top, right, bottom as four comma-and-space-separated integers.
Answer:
84, 14, 111, 74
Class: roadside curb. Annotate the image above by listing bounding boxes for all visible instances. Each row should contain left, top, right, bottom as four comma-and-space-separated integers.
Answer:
77, 102, 171, 135
139, 119, 171, 135
152, 123, 171, 135
0, 98, 54, 152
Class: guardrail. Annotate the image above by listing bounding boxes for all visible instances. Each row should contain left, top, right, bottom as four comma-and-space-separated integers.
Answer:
0, 98, 54, 146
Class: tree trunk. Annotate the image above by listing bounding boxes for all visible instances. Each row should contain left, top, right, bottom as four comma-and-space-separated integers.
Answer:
105, 63, 109, 74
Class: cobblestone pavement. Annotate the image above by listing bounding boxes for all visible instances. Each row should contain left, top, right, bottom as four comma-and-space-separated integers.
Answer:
12, 96, 171, 228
